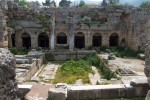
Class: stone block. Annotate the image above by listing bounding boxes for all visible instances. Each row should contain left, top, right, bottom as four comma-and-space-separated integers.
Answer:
48, 88, 66, 100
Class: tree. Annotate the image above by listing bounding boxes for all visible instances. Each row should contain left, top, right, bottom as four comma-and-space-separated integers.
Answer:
79, 0, 85, 7
42, 0, 51, 6
14, 0, 29, 7
101, 0, 108, 7
59, 0, 71, 7
108, 0, 119, 5
140, 1, 150, 9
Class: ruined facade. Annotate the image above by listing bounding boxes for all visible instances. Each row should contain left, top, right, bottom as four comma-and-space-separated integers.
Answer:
0, 2, 150, 51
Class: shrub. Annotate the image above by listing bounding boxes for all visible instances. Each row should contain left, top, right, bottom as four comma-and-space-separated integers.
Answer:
99, 59, 116, 80
83, 54, 100, 67
9, 48, 29, 55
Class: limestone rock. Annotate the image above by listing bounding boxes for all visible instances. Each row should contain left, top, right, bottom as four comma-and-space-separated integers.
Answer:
0, 48, 18, 100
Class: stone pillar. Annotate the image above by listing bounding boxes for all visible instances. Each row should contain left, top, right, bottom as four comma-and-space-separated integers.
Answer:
50, 13, 55, 51
8, 34, 12, 48
0, 48, 18, 100
102, 34, 109, 47
69, 17, 75, 51
50, 32, 55, 50
15, 32, 22, 48
85, 30, 91, 49
31, 37, 38, 48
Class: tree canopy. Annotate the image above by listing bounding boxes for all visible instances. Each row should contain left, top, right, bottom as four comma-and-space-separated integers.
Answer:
108, 0, 119, 5
14, 0, 29, 7
79, 0, 85, 7
59, 0, 71, 7
140, 1, 150, 9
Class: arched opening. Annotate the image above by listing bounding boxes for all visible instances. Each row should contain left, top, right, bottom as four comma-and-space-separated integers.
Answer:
57, 33, 67, 44
38, 33, 49, 48
109, 33, 119, 47
75, 32, 85, 49
92, 33, 102, 47
11, 34, 15, 47
22, 33, 31, 49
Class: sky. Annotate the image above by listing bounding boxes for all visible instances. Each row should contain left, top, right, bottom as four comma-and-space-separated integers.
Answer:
27, 0, 150, 7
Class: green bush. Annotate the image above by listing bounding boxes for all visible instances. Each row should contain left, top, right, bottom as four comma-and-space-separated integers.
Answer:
99, 59, 116, 80
9, 48, 29, 55
83, 54, 100, 67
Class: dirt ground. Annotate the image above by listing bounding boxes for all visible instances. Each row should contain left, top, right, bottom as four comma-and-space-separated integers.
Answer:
99, 53, 146, 84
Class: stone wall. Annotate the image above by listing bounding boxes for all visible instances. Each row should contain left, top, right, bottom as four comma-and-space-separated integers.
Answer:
0, 48, 18, 99
1, 2, 150, 51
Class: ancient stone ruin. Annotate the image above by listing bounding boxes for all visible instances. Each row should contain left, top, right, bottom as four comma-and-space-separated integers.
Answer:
0, 48, 18, 100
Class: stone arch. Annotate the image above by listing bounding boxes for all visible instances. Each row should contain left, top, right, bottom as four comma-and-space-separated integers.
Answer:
38, 32, 49, 48
21, 33, 31, 49
92, 33, 102, 47
109, 33, 119, 47
11, 34, 15, 47
57, 32, 67, 44
75, 32, 85, 49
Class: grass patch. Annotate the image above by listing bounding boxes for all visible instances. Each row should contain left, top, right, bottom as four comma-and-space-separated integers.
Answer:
54, 54, 117, 84
9, 48, 30, 55
53, 60, 92, 84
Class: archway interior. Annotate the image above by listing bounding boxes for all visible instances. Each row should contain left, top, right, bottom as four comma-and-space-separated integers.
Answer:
92, 33, 102, 47
22, 33, 31, 49
11, 34, 15, 47
38, 33, 49, 48
75, 32, 85, 49
57, 33, 67, 44
109, 33, 119, 47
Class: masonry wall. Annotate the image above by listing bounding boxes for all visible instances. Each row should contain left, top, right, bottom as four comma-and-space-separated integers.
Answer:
1, 2, 150, 51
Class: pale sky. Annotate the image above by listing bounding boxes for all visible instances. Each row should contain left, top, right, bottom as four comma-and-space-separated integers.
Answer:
27, 0, 103, 5
26, 0, 150, 7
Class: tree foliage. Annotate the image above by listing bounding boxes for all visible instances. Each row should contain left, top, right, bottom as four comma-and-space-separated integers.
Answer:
108, 0, 119, 5
79, 0, 85, 7
101, 0, 108, 7
42, 0, 51, 6
59, 0, 71, 7
14, 0, 29, 7
140, 1, 150, 9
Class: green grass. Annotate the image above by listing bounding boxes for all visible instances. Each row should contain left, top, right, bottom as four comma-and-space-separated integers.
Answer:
9, 48, 30, 55
53, 60, 92, 84
54, 54, 117, 84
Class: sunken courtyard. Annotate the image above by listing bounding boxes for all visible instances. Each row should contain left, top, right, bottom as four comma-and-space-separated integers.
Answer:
1, 0, 150, 100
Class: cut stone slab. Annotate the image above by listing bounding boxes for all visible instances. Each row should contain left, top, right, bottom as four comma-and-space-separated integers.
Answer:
130, 77, 149, 86
48, 88, 66, 100
25, 85, 55, 100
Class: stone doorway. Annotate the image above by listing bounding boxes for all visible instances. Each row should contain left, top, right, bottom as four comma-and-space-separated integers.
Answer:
38, 33, 49, 48
109, 33, 119, 47
11, 34, 15, 47
57, 33, 67, 44
75, 32, 85, 49
22, 33, 31, 49
92, 33, 102, 47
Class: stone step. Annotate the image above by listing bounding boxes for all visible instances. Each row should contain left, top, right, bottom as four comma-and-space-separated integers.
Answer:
25, 85, 55, 100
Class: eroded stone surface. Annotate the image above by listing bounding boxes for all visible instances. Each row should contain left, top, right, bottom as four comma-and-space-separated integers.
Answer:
0, 48, 18, 100
144, 40, 150, 100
